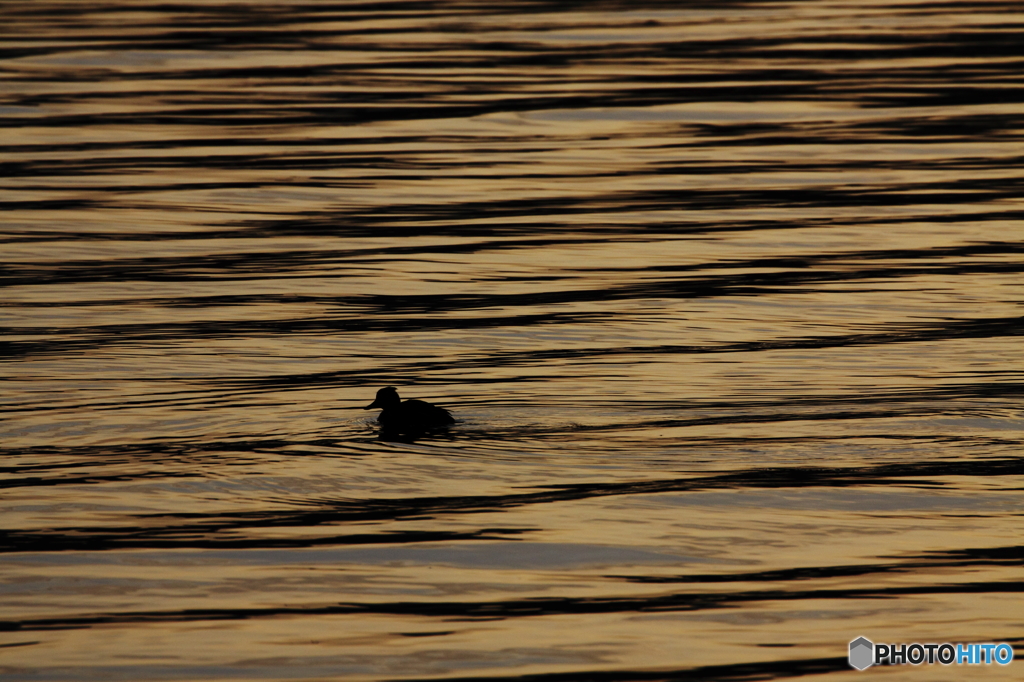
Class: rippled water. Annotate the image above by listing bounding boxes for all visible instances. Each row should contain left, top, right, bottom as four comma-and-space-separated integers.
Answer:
3, 1, 1023, 680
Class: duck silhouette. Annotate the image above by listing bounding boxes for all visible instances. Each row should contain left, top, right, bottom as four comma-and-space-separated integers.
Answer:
364, 386, 454, 435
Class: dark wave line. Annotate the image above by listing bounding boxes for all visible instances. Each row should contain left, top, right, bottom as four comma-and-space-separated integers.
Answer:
533, 405, 1003, 440
9, 183, 1017, 234
381, 656, 849, 682
0, 132, 531, 155
0, 85, 828, 129
5, 210, 1021, 247
5, 18, 1020, 70
159, 207, 1024, 241
437, 317, 1024, 370
3, 112, 1020, 158
3, 459, 1022, 553
0, 527, 525, 554
3, 579, 1022, 632
612, 544, 1024, 585
4, 239, 1020, 289
8, 60, 1024, 111
297, 184, 1024, 224
0, 429, 1006, 468
0, 311, 612, 360
4, 253, 1020, 300
0, 469, 199, 491
4, 313, 1019, 366
5, 145, 1024, 184
4, 74, 1024, 130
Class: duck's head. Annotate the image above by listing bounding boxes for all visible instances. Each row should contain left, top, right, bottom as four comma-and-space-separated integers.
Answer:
365, 386, 401, 410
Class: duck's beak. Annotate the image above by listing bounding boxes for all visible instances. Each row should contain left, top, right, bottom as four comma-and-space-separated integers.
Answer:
365, 398, 382, 410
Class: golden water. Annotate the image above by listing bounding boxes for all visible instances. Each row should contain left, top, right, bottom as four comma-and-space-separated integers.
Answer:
2, 1, 1023, 680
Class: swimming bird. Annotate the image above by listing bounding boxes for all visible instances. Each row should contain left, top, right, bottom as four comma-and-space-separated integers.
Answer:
364, 386, 454, 435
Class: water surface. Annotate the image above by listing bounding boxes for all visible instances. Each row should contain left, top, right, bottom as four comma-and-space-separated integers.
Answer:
2, 1, 1023, 680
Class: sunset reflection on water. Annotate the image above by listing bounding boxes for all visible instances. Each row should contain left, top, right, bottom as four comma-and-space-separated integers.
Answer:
2, 1, 1023, 680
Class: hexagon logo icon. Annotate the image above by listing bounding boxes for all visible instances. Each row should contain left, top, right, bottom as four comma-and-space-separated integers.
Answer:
849, 637, 874, 670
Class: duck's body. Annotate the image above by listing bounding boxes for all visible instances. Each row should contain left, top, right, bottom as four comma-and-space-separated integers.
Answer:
365, 386, 454, 435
